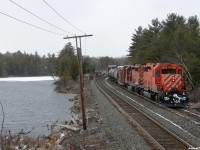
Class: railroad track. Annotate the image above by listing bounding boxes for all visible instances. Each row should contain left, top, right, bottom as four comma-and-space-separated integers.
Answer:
169, 108, 200, 125
96, 77, 193, 150
106, 76, 200, 125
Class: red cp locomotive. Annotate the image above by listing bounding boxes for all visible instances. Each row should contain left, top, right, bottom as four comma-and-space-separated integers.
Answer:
108, 63, 189, 107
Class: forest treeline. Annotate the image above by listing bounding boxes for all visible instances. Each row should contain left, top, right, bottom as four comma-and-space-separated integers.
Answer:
128, 13, 200, 89
1, 13, 199, 91
0, 51, 56, 77
55, 42, 128, 83
0, 43, 127, 79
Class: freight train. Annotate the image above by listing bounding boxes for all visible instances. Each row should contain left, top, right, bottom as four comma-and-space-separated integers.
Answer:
108, 63, 189, 107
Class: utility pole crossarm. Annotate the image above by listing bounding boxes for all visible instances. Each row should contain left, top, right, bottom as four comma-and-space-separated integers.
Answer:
63, 34, 93, 39
63, 33, 93, 130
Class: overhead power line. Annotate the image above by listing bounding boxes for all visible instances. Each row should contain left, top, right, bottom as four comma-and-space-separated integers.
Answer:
0, 11, 67, 36
42, 0, 85, 34
9, 0, 75, 35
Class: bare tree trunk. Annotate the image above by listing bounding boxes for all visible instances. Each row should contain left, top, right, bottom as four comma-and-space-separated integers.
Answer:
173, 50, 195, 90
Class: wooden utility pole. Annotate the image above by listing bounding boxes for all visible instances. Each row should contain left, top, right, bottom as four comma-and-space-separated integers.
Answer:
63, 34, 93, 130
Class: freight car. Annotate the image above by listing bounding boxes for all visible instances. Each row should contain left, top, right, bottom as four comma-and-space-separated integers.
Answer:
108, 63, 189, 107
108, 65, 118, 83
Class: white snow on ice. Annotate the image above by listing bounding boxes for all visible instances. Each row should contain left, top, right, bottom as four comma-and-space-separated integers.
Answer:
0, 76, 59, 82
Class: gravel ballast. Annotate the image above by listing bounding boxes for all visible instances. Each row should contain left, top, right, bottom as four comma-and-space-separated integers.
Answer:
90, 80, 150, 149
60, 79, 151, 149
61, 77, 200, 149
105, 77, 200, 147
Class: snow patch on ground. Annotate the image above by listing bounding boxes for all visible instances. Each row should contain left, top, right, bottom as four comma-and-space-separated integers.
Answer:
0, 76, 59, 82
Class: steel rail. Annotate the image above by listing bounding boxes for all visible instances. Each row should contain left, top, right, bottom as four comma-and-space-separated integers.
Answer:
107, 77, 200, 125
95, 77, 193, 150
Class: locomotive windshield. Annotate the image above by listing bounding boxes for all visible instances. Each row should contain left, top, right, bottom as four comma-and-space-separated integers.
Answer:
161, 69, 176, 75
178, 70, 182, 75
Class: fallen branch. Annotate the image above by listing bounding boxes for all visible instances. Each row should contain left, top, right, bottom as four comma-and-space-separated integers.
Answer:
56, 124, 80, 131
65, 110, 78, 125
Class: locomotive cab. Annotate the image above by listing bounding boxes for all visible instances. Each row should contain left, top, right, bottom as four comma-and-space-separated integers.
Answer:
155, 64, 189, 107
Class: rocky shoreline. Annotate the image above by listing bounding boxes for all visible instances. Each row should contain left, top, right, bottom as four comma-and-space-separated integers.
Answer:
0, 79, 110, 149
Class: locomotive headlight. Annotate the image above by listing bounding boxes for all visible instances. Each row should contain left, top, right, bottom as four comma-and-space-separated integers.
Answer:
164, 97, 170, 101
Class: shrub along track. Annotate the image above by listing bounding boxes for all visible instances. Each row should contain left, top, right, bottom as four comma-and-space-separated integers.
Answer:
96, 76, 194, 150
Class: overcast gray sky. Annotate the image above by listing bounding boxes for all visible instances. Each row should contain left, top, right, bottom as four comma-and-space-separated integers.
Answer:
0, 0, 199, 57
